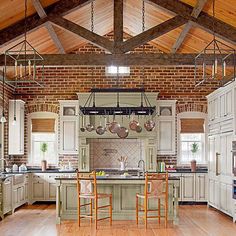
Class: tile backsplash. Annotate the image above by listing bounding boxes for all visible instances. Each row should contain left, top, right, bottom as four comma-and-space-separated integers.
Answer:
89, 138, 144, 169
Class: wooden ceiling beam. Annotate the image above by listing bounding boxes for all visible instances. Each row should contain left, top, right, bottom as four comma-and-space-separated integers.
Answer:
50, 17, 113, 52
0, 53, 234, 66
113, 0, 123, 52
171, 0, 207, 53
146, 0, 236, 45
120, 15, 187, 53
0, 0, 94, 47
31, 0, 65, 54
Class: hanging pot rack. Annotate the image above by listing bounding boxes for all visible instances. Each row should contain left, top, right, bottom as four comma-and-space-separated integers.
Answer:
79, 88, 156, 116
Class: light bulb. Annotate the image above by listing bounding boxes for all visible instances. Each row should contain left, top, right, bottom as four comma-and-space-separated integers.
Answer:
0, 116, 6, 123
12, 117, 17, 125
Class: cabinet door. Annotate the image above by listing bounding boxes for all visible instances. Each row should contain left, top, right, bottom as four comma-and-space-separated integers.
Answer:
181, 174, 195, 201
13, 189, 18, 206
3, 178, 12, 214
225, 90, 232, 117
226, 184, 233, 216
145, 145, 157, 172
79, 145, 90, 171
157, 119, 175, 155
24, 183, 28, 201
32, 181, 45, 200
60, 120, 78, 154
220, 182, 227, 212
208, 178, 214, 205
214, 180, 220, 208
17, 186, 24, 203
196, 174, 207, 202
219, 94, 226, 118
8, 100, 25, 155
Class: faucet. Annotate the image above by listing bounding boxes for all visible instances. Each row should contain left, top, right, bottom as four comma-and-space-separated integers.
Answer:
138, 160, 145, 177
0, 158, 8, 172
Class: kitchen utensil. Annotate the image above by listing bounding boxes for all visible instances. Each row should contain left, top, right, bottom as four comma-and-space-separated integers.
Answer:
135, 115, 142, 133
86, 119, 94, 132
109, 115, 120, 134
117, 126, 129, 139
96, 116, 106, 135
136, 125, 142, 133
144, 118, 155, 131
80, 115, 86, 132
129, 113, 139, 131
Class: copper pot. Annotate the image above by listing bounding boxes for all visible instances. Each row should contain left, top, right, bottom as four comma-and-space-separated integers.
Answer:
144, 120, 155, 131
117, 126, 129, 139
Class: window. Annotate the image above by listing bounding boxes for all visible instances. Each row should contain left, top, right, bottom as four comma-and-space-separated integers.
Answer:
105, 66, 130, 76
180, 133, 205, 163
177, 112, 207, 165
28, 112, 58, 166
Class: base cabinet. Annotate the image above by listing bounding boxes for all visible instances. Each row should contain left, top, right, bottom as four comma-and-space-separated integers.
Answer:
169, 173, 208, 202
3, 178, 12, 215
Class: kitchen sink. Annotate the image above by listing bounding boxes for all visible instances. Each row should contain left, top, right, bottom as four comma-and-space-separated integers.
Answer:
13, 174, 25, 185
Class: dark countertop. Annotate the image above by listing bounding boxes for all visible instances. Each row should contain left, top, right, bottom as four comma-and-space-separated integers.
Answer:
1, 169, 76, 174
55, 176, 180, 181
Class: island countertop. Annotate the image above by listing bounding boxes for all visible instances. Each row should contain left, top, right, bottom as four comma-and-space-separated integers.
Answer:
55, 175, 180, 181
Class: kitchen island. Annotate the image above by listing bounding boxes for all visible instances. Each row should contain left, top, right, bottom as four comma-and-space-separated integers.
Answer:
55, 175, 180, 224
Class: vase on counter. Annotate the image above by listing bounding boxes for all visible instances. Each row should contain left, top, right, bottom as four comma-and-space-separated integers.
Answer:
120, 161, 125, 171
191, 160, 197, 172
41, 160, 47, 172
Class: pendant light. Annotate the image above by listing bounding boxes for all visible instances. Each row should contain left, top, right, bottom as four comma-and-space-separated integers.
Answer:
12, 94, 17, 126
1, 69, 6, 123
194, 0, 235, 87
4, 0, 44, 89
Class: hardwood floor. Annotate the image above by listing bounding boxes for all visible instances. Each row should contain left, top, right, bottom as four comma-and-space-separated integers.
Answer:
0, 204, 236, 236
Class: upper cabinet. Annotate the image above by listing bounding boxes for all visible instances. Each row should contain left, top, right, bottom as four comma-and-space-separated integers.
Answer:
157, 100, 176, 155
207, 82, 235, 135
59, 101, 78, 154
8, 100, 25, 155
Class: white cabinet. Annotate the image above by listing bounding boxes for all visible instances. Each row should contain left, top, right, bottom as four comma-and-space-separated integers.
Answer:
31, 173, 61, 202
169, 173, 208, 202
207, 82, 235, 218
32, 174, 45, 201
3, 177, 12, 214
181, 174, 195, 201
196, 173, 208, 202
157, 100, 176, 155
8, 100, 25, 155
59, 100, 78, 154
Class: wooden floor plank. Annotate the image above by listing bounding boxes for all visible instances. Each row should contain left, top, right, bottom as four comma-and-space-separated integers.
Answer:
0, 204, 236, 236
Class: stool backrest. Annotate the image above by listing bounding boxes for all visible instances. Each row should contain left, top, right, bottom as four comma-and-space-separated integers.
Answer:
77, 171, 97, 196
145, 172, 168, 197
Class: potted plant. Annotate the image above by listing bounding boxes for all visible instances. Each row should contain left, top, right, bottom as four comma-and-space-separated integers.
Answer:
190, 142, 199, 172
40, 142, 48, 171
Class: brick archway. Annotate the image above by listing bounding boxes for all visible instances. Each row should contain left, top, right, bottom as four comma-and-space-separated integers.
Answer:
26, 103, 59, 114
176, 103, 207, 114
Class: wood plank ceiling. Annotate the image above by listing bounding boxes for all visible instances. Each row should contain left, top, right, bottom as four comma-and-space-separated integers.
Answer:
0, 0, 235, 54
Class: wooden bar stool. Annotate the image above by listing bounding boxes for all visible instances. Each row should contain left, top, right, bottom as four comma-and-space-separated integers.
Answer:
77, 171, 112, 229
136, 172, 168, 229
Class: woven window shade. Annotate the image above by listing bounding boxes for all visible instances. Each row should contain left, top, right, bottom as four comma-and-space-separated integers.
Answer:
180, 118, 204, 133
32, 119, 55, 133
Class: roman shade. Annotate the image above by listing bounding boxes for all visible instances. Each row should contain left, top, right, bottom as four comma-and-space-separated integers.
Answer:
180, 118, 204, 133
31, 119, 55, 133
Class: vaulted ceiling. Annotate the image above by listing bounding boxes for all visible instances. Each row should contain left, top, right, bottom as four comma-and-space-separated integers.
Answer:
0, 0, 235, 55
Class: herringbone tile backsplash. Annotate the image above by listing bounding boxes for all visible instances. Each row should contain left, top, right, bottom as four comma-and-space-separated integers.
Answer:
89, 138, 144, 169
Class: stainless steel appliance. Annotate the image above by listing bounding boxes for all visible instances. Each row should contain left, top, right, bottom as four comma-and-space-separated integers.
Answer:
232, 141, 236, 176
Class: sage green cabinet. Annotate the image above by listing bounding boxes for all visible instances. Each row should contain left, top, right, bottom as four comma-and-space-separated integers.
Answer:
79, 144, 90, 171
145, 145, 157, 172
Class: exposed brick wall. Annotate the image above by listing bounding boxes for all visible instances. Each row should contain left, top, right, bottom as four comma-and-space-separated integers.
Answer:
2, 41, 220, 168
